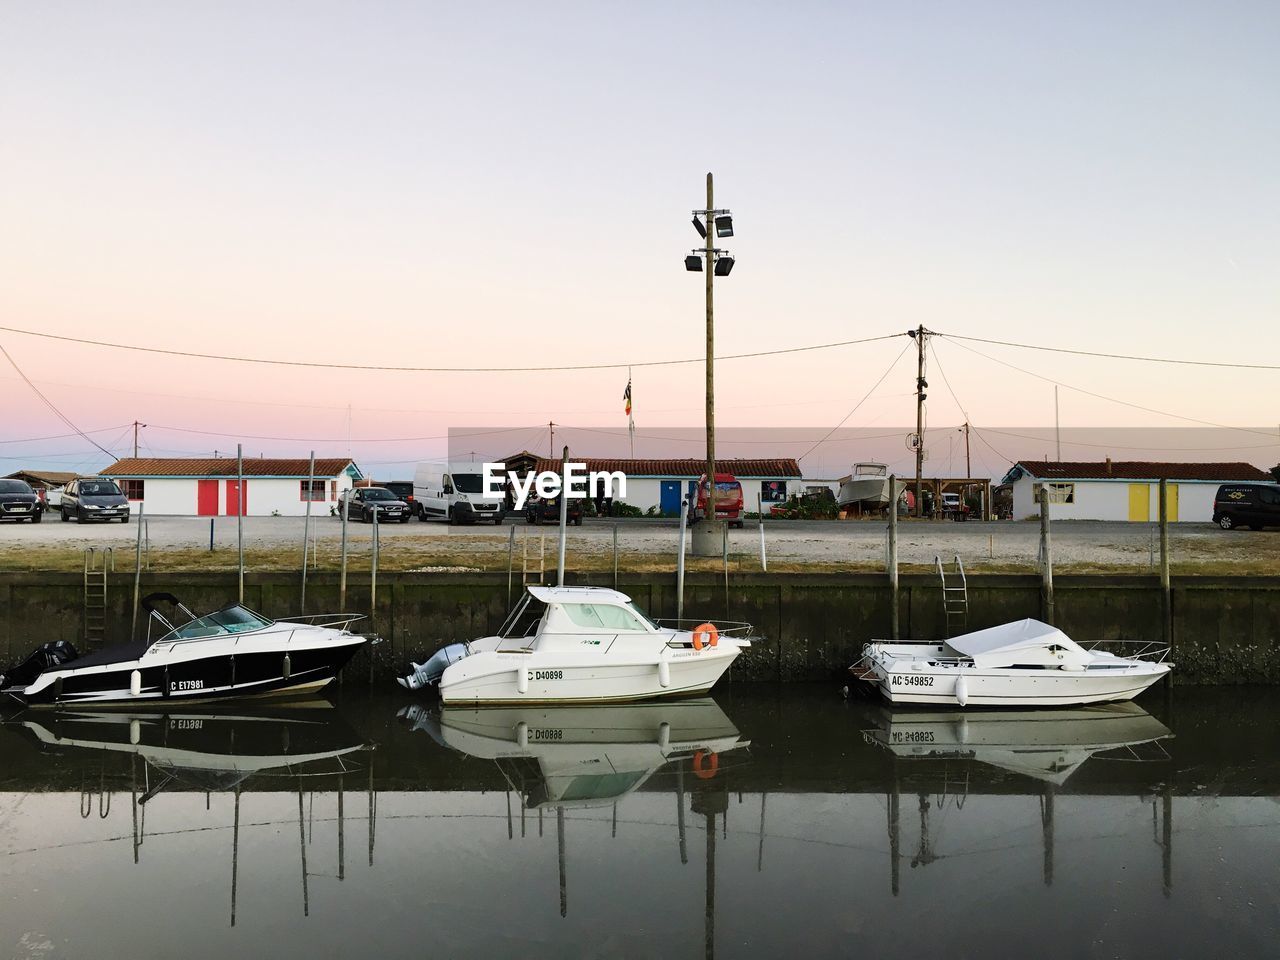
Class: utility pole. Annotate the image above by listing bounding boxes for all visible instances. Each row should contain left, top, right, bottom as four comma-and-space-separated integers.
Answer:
132, 421, 146, 458
910, 326, 928, 517
1054, 386, 1061, 461
963, 422, 971, 478
549, 421, 555, 458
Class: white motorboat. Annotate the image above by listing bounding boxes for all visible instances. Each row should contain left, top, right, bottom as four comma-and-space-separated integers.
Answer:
0, 593, 367, 707
861, 702, 1172, 784
399, 699, 749, 807
398, 586, 752, 705
852, 618, 1171, 707
837, 462, 890, 510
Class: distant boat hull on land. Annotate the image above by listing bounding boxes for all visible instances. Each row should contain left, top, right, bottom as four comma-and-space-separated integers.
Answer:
837, 463, 891, 509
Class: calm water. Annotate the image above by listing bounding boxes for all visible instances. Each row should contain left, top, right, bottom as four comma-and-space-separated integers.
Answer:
1, 685, 1277, 960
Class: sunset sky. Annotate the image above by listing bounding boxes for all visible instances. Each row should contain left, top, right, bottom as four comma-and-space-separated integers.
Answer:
2, 2, 1278, 478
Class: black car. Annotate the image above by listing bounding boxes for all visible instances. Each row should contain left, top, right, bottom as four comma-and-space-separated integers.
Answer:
524, 494, 582, 526
0, 479, 44, 523
380, 481, 418, 517
1213, 483, 1280, 530
340, 486, 412, 523
60, 478, 130, 523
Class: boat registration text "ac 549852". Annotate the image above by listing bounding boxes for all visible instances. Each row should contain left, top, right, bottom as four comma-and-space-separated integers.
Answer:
891, 675, 934, 687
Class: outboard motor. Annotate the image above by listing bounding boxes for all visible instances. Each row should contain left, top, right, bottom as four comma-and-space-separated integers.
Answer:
1, 640, 79, 691
397, 642, 470, 692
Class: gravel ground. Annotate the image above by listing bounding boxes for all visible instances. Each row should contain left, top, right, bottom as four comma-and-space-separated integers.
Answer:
2, 513, 1273, 571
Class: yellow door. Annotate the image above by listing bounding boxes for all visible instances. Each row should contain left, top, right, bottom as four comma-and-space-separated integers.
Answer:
1128, 484, 1150, 522
1168, 483, 1179, 522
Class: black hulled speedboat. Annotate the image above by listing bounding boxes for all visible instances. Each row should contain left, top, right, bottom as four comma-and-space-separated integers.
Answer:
0, 593, 367, 708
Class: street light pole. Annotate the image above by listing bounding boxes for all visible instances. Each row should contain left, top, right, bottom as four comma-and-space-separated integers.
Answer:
705, 172, 716, 538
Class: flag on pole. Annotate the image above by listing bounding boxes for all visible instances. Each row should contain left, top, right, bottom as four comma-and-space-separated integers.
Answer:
625, 370, 635, 456
623, 377, 632, 416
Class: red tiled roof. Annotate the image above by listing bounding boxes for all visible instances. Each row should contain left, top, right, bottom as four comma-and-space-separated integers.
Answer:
100, 457, 358, 478
5, 470, 81, 485
1015, 460, 1271, 482
530, 457, 802, 478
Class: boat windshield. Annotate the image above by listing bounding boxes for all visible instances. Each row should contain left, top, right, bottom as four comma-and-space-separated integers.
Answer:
166, 605, 274, 641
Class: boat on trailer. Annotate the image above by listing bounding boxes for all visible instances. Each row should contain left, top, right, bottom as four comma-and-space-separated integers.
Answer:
398, 585, 752, 705
851, 618, 1171, 707
0, 593, 367, 708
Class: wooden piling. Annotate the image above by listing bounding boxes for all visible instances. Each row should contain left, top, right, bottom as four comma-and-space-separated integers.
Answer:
1039, 487, 1054, 625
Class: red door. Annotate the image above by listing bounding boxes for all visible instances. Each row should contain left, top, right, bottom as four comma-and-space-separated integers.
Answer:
197, 479, 219, 516
225, 480, 247, 517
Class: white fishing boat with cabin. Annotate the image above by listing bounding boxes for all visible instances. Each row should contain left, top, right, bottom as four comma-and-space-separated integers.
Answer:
398, 586, 751, 705
852, 618, 1171, 707
837, 462, 891, 510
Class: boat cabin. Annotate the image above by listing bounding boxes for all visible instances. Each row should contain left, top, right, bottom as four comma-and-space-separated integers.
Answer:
497, 587, 663, 652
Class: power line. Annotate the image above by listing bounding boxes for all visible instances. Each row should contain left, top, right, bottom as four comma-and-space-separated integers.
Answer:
936, 331, 1280, 371
937, 336, 1280, 440
0, 324, 907, 373
929, 345, 1016, 468
798, 342, 914, 461
979, 426, 1280, 453
0, 342, 118, 459
0, 423, 132, 445
142, 423, 540, 444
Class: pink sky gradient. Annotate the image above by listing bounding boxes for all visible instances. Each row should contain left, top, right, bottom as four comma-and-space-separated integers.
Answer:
2, 3, 1278, 478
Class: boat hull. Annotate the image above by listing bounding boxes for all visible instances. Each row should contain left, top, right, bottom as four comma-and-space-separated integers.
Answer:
868, 662, 1170, 707
439, 646, 742, 706
11, 638, 364, 707
837, 477, 890, 508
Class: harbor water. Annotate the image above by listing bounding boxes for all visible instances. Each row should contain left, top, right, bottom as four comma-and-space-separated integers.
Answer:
1, 685, 1276, 959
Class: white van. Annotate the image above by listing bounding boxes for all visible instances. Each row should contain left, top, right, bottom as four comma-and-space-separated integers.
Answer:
413, 462, 507, 525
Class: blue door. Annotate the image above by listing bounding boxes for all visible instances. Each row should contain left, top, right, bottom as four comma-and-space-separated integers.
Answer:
660, 481, 681, 516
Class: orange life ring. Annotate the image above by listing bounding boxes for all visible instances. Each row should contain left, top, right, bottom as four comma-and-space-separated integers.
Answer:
693, 749, 719, 779
691, 622, 719, 651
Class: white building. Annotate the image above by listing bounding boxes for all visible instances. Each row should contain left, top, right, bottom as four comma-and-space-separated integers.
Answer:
99, 457, 362, 517
1002, 459, 1273, 522
529, 457, 804, 515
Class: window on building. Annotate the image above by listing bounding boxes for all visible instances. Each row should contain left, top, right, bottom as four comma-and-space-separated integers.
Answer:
761, 481, 788, 503
300, 480, 327, 501
122, 480, 145, 500
1046, 482, 1074, 504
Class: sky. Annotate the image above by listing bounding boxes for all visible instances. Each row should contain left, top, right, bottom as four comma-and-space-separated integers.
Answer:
2, 2, 1278, 479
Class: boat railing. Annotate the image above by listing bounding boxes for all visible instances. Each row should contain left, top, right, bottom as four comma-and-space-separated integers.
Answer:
1079, 639, 1172, 663
280, 613, 368, 630
654, 619, 754, 640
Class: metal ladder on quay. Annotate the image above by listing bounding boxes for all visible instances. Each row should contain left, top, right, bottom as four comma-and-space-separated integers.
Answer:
935, 553, 968, 638
521, 533, 546, 586
83, 547, 114, 649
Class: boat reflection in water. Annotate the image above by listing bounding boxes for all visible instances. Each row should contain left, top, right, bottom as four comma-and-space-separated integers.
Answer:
400, 698, 750, 929
11, 705, 370, 925
863, 702, 1174, 892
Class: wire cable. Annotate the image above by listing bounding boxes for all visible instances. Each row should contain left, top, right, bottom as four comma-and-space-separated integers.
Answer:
143, 423, 542, 444
0, 423, 133, 445
935, 331, 1280, 371
0, 324, 908, 373
0, 342, 118, 459
798, 342, 914, 461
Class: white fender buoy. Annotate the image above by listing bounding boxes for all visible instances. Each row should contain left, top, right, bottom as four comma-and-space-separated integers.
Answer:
129, 719, 141, 745
658, 722, 671, 752
954, 673, 969, 707
129, 670, 142, 697
658, 658, 671, 688
516, 721, 528, 749
516, 667, 529, 694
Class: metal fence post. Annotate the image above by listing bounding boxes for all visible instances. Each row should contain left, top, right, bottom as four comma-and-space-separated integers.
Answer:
339, 491, 350, 611
888, 475, 899, 640
757, 493, 767, 572
301, 450, 315, 613
676, 497, 688, 621
1039, 487, 1054, 625
1159, 479, 1171, 646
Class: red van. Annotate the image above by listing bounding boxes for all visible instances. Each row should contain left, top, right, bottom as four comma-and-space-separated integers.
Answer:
694, 474, 744, 527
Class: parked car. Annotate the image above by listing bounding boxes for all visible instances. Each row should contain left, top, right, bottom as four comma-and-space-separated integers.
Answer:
1213, 483, 1280, 530
0, 479, 44, 523
693, 474, 744, 528
379, 481, 418, 516
339, 486, 411, 523
524, 494, 582, 526
60, 478, 129, 523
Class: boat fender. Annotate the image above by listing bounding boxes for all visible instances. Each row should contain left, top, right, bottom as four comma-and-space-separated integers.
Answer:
692, 623, 719, 651
658, 658, 671, 688
517, 667, 529, 694
129, 670, 141, 697
129, 719, 141, 745
954, 674, 969, 707
282, 653, 291, 680
658, 722, 670, 752
693, 750, 719, 780
516, 721, 528, 749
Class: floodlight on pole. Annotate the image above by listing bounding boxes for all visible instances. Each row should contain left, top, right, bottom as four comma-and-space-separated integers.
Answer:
713, 255, 735, 276
692, 216, 707, 238
685, 255, 703, 272
714, 214, 734, 237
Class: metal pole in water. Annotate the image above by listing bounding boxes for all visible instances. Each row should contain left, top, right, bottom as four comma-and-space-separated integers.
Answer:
301, 450, 315, 613
757, 493, 767, 572
613, 523, 619, 589
237, 444, 244, 604
557, 445, 569, 586
888, 475, 899, 641
677, 496, 689, 621
507, 524, 516, 607
557, 806, 567, 918
722, 522, 729, 619
339, 492, 350, 611
131, 502, 144, 641
1039, 487, 1054, 625
209, 517, 214, 552
371, 506, 379, 622
1159, 478, 1171, 646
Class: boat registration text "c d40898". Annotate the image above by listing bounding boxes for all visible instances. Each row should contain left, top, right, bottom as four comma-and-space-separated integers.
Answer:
534, 670, 563, 681
892, 675, 934, 687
